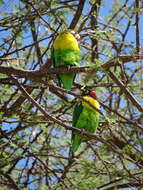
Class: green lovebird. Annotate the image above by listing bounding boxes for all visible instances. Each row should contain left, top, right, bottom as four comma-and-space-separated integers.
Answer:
72, 91, 100, 152
52, 30, 80, 90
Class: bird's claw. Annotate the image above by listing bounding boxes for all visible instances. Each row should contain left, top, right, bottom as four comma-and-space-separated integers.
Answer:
79, 129, 85, 135
81, 85, 86, 90
67, 65, 71, 70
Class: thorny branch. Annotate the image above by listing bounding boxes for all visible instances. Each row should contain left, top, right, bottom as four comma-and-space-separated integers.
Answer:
0, 55, 143, 78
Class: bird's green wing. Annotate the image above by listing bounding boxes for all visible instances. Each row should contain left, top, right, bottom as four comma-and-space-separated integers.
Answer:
72, 101, 83, 127
72, 101, 83, 152
52, 48, 63, 87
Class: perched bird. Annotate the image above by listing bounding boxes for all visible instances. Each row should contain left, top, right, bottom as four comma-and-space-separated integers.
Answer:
72, 91, 100, 152
52, 30, 80, 90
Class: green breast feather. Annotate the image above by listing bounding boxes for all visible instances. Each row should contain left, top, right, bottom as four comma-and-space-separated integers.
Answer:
52, 49, 80, 90
72, 101, 99, 152
53, 49, 80, 67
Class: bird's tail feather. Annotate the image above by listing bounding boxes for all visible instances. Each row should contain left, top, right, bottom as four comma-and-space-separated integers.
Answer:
59, 73, 75, 90
71, 135, 81, 152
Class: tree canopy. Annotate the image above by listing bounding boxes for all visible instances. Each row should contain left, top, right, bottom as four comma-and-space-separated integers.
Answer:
0, 0, 143, 189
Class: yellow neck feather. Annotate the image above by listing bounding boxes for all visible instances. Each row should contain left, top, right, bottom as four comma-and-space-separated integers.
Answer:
53, 31, 79, 50
82, 96, 100, 112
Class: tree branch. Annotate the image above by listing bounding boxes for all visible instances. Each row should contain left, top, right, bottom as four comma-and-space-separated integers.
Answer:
135, 0, 140, 53
0, 55, 143, 80
69, 0, 85, 29
108, 70, 143, 112
10, 76, 104, 142
1, 172, 20, 190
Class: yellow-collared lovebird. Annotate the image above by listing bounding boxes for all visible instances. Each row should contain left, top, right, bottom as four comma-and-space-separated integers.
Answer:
72, 91, 100, 152
52, 30, 80, 90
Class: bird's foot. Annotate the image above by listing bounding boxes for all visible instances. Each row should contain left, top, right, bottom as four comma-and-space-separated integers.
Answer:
79, 129, 85, 135
81, 85, 86, 90
67, 65, 72, 70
